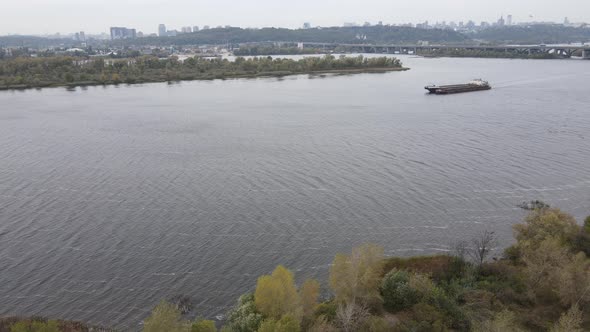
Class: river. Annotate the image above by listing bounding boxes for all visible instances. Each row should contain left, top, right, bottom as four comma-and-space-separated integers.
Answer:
1, 55, 589, 329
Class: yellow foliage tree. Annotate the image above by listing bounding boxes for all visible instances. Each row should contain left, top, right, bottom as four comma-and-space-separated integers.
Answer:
550, 305, 584, 332
521, 237, 569, 288
254, 265, 301, 320
557, 252, 590, 307
258, 315, 301, 332
329, 244, 384, 306
299, 279, 320, 320
514, 208, 579, 250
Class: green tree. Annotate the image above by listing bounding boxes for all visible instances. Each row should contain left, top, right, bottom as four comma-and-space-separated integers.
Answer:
381, 269, 420, 312
254, 265, 300, 320
143, 301, 189, 332
224, 294, 263, 332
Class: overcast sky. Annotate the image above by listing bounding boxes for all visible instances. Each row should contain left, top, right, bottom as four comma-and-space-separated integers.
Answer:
2, 0, 589, 35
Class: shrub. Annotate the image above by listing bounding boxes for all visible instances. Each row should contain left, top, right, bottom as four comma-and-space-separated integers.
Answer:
10, 320, 59, 332
383, 255, 454, 282
258, 315, 300, 332
427, 287, 470, 330
381, 269, 420, 312
313, 302, 338, 322
550, 305, 583, 332
191, 319, 216, 332
360, 315, 391, 332
307, 316, 338, 332
472, 310, 525, 332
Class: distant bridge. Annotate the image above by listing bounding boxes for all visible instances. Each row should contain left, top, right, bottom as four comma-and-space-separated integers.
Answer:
297, 42, 590, 59
238, 41, 590, 59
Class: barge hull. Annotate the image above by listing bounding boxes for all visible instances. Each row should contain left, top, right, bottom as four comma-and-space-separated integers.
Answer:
425, 81, 492, 94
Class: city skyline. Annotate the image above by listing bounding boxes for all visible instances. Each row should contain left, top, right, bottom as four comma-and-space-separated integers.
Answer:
1, 0, 590, 35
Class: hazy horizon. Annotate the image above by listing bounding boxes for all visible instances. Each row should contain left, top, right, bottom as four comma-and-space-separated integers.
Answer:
1, 0, 590, 36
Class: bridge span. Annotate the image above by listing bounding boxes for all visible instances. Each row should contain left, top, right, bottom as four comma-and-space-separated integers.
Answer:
297, 42, 590, 59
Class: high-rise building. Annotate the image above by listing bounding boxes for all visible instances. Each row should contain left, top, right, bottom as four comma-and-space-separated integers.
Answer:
303, 22, 311, 29
507, 15, 513, 26
79, 31, 85, 41
496, 16, 505, 26
193, 26, 200, 32
158, 24, 167, 37
110, 27, 136, 40
181, 26, 192, 33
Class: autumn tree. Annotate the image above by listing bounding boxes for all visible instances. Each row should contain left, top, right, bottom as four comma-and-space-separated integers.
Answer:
521, 237, 569, 289
550, 305, 584, 332
473, 310, 525, 332
514, 208, 579, 250
329, 244, 384, 306
299, 279, 320, 322
254, 265, 300, 320
556, 252, 590, 307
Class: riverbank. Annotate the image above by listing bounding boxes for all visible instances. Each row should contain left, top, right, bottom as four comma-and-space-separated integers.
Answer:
0, 317, 113, 332
4, 209, 589, 332
0, 55, 406, 91
0, 67, 408, 91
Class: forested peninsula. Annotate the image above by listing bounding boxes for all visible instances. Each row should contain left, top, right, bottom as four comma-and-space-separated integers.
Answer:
3, 207, 590, 332
0, 55, 406, 90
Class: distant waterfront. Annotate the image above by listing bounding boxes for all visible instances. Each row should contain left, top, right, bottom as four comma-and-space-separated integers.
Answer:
0, 55, 405, 91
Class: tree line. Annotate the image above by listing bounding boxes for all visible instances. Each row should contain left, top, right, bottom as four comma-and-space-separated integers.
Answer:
138, 207, 590, 332
4, 207, 590, 331
0, 55, 405, 90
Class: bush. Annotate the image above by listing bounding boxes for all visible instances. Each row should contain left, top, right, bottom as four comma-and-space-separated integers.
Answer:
427, 287, 470, 330
143, 301, 188, 332
258, 315, 300, 332
313, 302, 338, 322
10, 320, 59, 332
381, 270, 421, 312
360, 315, 391, 332
192, 318, 216, 332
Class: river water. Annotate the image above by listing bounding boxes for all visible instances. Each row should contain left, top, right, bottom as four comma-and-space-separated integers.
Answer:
1, 55, 589, 329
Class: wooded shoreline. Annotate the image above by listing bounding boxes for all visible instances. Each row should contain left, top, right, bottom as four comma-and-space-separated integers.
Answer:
0, 55, 407, 91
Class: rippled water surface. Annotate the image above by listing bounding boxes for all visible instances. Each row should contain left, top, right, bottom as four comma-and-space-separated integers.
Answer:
1, 56, 590, 329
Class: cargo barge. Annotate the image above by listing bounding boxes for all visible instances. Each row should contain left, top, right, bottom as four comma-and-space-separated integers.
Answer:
425, 79, 491, 94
